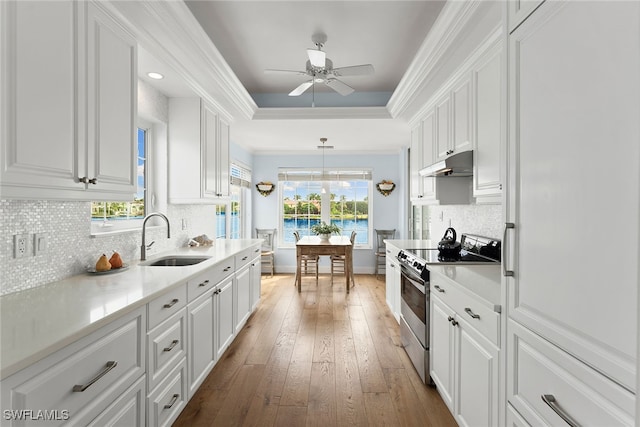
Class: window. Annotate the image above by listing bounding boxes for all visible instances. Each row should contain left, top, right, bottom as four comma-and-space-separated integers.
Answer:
90, 121, 149, 233
215, 163, 252, 239
279, 168, 372, 247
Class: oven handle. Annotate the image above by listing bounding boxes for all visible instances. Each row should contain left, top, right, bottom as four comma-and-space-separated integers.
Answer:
401, 270, 426, 295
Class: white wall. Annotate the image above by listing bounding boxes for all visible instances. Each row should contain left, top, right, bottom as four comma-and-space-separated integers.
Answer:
251, 151, 407, 274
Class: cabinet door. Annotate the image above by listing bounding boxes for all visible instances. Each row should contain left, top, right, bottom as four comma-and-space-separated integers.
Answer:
235, 265, 251, 331
385, 257, 396, 316
187, 290, 215, 397
507, 0, 639, 390
451, 77, 472, 154
430, 296, 455, 411
86, 376, 145, 427
1, 1, 82, 198
202, 102, 218, 198
216, 277, 234, 360
421, 111, 436, 199
250, 257, 261, 311
473, 43, 502, 200
455, 317, 499, 427
409, 123, 423, 200
86, 2, 137, 198
435, 95, 451, 161
217, 119, 230, 198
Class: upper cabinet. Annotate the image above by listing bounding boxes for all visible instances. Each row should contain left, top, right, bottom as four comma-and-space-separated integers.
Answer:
472, 40, 503, 203
434, 76, 472, 163
0, 1, 137, 201
168, 98, 230, 204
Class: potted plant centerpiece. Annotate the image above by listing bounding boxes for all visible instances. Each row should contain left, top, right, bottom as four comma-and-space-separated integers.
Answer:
311, 221, 341, 242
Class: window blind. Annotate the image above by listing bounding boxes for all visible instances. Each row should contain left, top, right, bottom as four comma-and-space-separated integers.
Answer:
231, 163, 251, 188
278, 168, 372, 182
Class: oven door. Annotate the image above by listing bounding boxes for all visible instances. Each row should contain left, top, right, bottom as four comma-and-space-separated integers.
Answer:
399, 266, 428, 349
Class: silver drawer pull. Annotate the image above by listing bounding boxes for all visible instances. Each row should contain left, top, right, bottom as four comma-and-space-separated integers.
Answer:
164, 393, 179, 409
433, 285, 445, 293
254, 248, 260, 253
72, 361, 117, 392
163, 298, 179, 309
541, 395, 580, 427
163, 339, 179, 352
464, 307, 480, 319
224, 266, 232, 271
503, 223, 515, 277
242, 256, 248, 261
198, 280, 210, 287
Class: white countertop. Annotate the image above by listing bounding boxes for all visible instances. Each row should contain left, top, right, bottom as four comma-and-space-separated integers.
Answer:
385, 239, 437, 249
427, 264, 502, 311
0, 239, 261, 379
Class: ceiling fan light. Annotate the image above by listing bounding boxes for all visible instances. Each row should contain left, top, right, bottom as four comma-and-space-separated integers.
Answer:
307, 49, 326, 68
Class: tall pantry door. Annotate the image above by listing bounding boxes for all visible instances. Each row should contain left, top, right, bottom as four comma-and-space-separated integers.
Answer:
506, 0, 639, 391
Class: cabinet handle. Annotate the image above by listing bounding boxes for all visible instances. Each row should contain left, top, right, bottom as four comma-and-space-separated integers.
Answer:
503, 223, 515, 277
72, 361, 117, 392
242, 256, 248, 261
78, 176, 98, 185
224, 266, 232, 272
541, 395, 581, 427
198, 280, 210, 287
254, 248, 260, 253
448, 316, 458, 326
163, 298, 179, 309
464, 307, 480, 319
164, 394, 179, 410
433, 285, 445, 293
163, 339, 179, 352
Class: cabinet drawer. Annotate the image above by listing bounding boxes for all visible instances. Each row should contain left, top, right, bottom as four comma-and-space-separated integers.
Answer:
147, 359, 187, 427
3, 309, 144, 426
431, 275, 499, 346
187, 262, 232, 302
148, 285, 186, 330
86, 375, 145, 427
508, 320, 634, 426
147, 309, 186, 394
235, 247, 256, 269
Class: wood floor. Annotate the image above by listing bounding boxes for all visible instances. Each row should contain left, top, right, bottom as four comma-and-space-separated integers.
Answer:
174, 273, 456, 427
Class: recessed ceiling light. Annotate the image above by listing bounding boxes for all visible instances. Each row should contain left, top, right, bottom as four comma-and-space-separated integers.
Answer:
147, 72, 164, 80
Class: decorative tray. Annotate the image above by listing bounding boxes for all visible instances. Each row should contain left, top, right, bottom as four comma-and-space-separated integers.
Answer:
87, 264, 129, 275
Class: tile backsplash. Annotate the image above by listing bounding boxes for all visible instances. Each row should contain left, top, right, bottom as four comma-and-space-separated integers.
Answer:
428, 204, 503, 242
0, 200, 217, 295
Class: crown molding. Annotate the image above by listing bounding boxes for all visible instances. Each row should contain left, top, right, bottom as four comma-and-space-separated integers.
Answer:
387, 0, 483, 120
105, 1, 257, 122
252, 106, 392, 121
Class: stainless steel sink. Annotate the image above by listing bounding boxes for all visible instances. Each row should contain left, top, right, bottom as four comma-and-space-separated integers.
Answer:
141, 256, 211, 267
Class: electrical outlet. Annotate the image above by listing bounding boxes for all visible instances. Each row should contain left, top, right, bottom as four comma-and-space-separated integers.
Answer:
13, 234, 28, 258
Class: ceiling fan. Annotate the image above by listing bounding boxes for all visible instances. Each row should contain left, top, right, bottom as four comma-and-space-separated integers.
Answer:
265, 33, 374, 98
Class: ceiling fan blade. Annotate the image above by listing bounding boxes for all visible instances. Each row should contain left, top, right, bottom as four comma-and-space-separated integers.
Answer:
289, 81, 313, 96
265, 69, 308, 75
331, 64, 375, 77
325, 78, 354, 96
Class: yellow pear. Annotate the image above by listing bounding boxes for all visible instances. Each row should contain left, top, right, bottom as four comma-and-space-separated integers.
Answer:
109, 251, 123, 269
95, 254, 111, 272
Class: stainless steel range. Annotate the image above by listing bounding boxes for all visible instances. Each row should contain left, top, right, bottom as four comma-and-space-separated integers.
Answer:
396, 233, 500, 384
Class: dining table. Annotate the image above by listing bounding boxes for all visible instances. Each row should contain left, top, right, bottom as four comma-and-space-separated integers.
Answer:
295, 235, 353, 293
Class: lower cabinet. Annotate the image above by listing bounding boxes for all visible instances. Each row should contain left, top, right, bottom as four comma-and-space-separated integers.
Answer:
385, 255, 400, 323
147, 359, 187, 427
187, 288, 215, 397
215, 276, 235, 360
235, 264, 252, 332
87, 376, 146, 427
0, 307, 146, 427
250, 256, 261, 311
431, 294, 500, 427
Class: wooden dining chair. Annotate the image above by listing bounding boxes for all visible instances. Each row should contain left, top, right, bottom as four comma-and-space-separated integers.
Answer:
374, 229, 396, 280
330, 230, 356, 287
293, 231, 319, 285
256, 228, 275, 277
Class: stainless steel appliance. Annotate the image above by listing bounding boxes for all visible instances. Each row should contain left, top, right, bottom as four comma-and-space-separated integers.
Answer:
396, 233, 500, 384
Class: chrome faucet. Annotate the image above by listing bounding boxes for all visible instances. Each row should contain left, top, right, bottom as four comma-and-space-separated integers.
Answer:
141, 212, 171, 261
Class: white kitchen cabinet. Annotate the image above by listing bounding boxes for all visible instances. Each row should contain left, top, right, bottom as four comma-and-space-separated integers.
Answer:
451, 77, 472, 156
215, 276, 235, 360
0, 0, 137, 201
147, 359, 187, 427
168, 98, 230, 203
234, 264, 251, 332
250, 255, 262, 311
431, 294, 500, 427
472, 39, 503, 202
384, 244, 401, 323
87, 376, 145, 427
187, 288, 215, 397
147, 308, 186, 395
0, 307, 146, 427
434, 95, 451, 162
506, 0, 639, 393
409, 123, 423, 201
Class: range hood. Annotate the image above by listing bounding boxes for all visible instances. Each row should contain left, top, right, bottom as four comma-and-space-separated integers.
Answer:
419, 150, 473, 177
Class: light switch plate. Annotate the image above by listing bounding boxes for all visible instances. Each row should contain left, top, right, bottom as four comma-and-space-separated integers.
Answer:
33, 233, 47, 256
